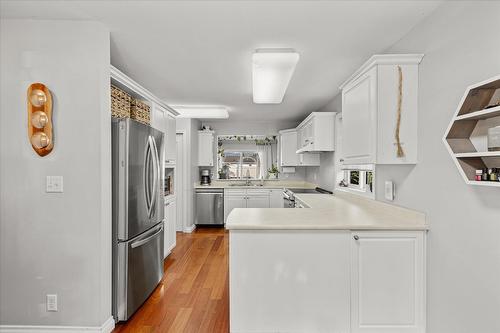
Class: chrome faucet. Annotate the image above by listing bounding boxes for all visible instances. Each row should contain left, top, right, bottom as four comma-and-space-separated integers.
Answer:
245, 170, 251, 186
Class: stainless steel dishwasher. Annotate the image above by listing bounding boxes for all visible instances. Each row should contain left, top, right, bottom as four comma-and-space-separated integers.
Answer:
195, 188, 224, 225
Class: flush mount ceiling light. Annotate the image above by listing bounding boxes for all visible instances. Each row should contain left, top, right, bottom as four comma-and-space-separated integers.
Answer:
252, 49, 300, 104
173, 106, 229, 119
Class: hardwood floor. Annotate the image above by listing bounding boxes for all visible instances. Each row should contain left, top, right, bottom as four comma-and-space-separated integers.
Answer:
113, 227, 229, 333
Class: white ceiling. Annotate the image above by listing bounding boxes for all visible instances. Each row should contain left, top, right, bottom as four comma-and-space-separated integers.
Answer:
0, 0, 442, 121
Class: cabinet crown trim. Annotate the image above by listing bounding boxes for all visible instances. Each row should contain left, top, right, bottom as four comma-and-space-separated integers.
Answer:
339, 54, 424, 90
296, 111, 337, 129
110, 65, 179, 116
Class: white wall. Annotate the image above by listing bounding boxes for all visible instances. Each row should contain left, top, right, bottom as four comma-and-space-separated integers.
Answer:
373, 3, 500, 332
0, 19, 111, 328
176, 118, 200, 231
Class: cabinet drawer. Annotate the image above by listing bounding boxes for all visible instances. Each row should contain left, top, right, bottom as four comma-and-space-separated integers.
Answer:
224, 189, 246, 196
246, 189, 270, 195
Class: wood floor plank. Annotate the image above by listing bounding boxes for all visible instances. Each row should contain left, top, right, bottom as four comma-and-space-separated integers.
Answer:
114, 227, 229, 333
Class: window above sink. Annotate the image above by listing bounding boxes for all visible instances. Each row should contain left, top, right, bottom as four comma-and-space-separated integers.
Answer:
217, 135, 278, 180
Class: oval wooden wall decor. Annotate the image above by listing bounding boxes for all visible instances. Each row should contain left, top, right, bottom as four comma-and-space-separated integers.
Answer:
27, 83, 54, 156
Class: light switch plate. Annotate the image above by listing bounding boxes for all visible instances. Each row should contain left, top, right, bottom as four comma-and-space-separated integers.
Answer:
385, 181, 394, 201
46, 294, 57, 312
46, 176, 63, 193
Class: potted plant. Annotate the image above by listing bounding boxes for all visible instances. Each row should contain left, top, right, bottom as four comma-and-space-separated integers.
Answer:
267, 164, 279, 179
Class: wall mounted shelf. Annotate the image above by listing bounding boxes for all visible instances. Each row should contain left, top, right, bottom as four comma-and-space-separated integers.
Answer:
444, 75, 500, 187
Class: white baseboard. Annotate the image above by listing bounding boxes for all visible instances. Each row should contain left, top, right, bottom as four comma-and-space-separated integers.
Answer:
0, 316, 115, 333
183, 224, 196, 233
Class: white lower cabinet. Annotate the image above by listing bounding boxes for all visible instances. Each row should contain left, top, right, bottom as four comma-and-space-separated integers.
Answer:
224, 193, 247, 223
269, 189, 284, 208
224, 189, 272, 222
350, 231, 426, 333
163, 198, 177, 258
230, 229, 426, 333
246, 195, 269, 208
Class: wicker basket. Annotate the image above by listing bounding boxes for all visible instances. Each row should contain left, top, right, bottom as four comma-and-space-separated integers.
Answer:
111, 85, 131, 119
131, 98, 150, 125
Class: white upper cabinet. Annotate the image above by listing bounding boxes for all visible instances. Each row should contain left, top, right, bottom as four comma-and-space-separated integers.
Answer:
279, 129, 320, 167
296, 112, 336, 153
151, 103, 176, 164
340, 54, 423, 165
279, 129, 299, 166
198, 130, 214, 167
165, 114, 176, 164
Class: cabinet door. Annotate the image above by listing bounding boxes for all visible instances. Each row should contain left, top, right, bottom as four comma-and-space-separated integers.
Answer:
269, 189, 284, 208
350, 231, 425, 333
280, 131, 299, 166
246, 195, 269, 208
342, 67, 377, 164
168, 200, 177, 250
165, 114, 176, 164
198, 132, 214, 166
163, 219, 169, 258
224, 194, 246, 223
151, 104, 166, 133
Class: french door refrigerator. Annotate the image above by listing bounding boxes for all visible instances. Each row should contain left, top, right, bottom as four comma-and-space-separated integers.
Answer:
112, 118, 164, 322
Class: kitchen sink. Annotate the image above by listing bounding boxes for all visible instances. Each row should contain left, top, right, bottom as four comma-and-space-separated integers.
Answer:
228, 183, 264, 187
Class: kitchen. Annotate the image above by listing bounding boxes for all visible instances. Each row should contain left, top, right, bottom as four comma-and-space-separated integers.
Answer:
1, 1, 500, 333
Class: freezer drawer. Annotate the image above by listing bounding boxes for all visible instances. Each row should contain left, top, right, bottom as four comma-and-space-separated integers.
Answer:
115, 223, 164, 321
195, 189, 224, 225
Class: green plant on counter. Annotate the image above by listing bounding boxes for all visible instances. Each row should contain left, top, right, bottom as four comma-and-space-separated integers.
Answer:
267, 163, 279, 177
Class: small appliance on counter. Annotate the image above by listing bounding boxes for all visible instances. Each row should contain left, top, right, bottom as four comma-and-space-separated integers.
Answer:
200, 169, 211, 186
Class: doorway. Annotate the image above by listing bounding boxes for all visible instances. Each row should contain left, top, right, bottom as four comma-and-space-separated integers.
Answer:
175, 133, 185, 232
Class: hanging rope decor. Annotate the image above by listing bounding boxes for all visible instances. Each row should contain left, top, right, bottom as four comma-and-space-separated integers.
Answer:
395, 65, 405, 158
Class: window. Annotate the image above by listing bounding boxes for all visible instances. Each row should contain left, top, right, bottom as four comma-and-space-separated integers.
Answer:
220, 151, 261, 179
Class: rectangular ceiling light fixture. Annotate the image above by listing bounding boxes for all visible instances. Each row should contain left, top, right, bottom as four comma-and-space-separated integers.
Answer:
252, 49, 300, 104
173, 106, 229, 119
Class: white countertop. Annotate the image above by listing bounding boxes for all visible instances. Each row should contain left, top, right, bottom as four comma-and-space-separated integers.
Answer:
194, 180, 318, 190
226, 191, 428, 230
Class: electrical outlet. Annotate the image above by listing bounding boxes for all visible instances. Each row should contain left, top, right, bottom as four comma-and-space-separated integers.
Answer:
46, 294, 57, 312
46, 176, 63, 193
385, 181, 395, 201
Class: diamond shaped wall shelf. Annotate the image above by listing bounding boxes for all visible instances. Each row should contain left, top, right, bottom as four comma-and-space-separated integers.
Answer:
443, 75, 500, 187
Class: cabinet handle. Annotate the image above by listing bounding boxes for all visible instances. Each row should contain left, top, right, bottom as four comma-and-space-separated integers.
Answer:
353, 235, 359, 240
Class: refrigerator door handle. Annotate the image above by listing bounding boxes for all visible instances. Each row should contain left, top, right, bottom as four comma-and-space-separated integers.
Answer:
146, 136, 156, 218
144, 138, 152, 214
149, 135, 160, 218
130, 224, 163, 249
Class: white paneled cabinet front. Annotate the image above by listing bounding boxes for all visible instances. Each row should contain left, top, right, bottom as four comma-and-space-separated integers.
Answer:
269, 189, 284, 208
350, 231, 426, 333
224, 189, 271, 222
342, 68, 377, 165
340, 54, 422, 165
165, 114, 176, 163
230, 229, 427, 333
151, 103, 176, 164
296, 112, 336, 153
224, 192, 247, 223
164, 199, 177, 258
279, 129, 299, 166
198, 130, 214, 167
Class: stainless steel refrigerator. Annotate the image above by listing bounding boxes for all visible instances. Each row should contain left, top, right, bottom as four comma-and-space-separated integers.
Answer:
112, 118, 164, 322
